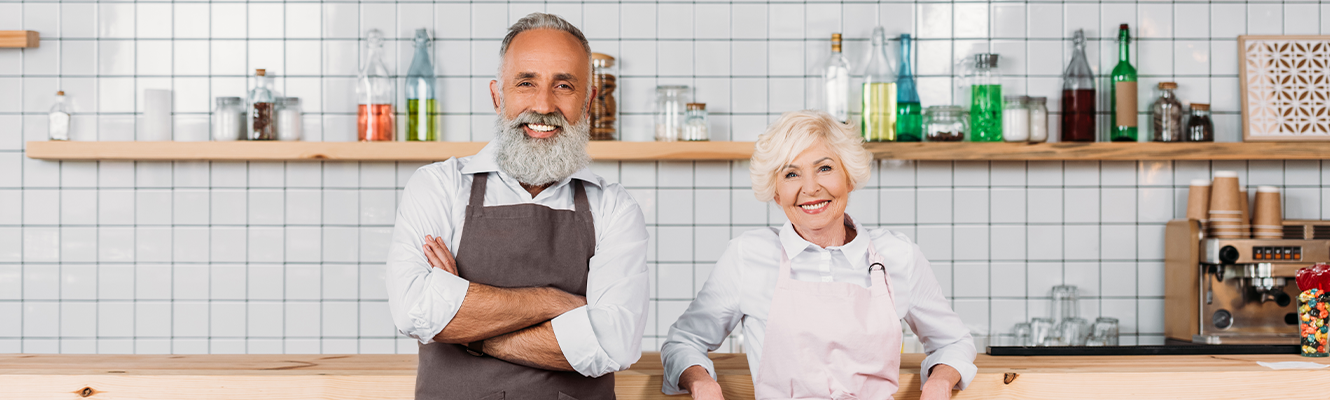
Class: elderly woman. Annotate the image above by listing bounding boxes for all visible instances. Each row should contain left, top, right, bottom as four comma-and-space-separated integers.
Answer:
660, 111, 976, 400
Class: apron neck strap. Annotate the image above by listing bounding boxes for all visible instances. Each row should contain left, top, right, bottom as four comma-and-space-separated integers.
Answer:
468, 173, 489, 216
572, 180, 590, 215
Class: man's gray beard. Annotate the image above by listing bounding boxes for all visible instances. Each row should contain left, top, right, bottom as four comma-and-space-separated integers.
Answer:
494, 105, 592, 187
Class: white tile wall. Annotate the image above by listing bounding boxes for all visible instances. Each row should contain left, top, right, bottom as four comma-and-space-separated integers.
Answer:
4, 1, 1330, 354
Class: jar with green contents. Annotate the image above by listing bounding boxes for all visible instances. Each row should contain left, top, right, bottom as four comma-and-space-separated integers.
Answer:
967, 54, 1003, 142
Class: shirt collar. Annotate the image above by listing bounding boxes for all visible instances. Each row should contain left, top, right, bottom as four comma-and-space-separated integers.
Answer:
778, 215, 870, 264
460, 140, 601, 188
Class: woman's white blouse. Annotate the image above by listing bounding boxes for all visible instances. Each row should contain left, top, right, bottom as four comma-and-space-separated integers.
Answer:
660, 218, 978, 395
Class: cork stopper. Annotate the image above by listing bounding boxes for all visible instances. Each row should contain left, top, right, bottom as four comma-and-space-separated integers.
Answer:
831, 33, 842, 52
255, 69, 266, 76
1190, 103, 1210, 111
56, 91, 64, 96
591, 52, 615, 68
1158, 82, 1177, 90
686, 103, 706, 111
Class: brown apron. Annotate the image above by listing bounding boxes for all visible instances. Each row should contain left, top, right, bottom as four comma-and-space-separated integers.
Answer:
416, 173, 614, 400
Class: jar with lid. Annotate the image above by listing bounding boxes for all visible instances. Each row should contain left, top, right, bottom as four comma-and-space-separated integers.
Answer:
1028, 96, 1048, 142
681, 103, 709, 141
923, 106, 966, 142
1151, 82, 1184, 142
248, 69, 276, 140
276, 97, 303, 141
963, 54, 1003, 141
1002, 96, 1029, 142
1186, 103, 1213, 142
213, 97, 245, 141
591, 53, 618, 140
654, 85, 690, 142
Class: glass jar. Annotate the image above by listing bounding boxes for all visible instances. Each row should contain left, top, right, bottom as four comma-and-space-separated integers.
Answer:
1151, 82, 1184, 142
1002, 96, 1029, 142
923, 106, 965, 142
248, 69, 276, 140
49, 91, 71, 141
591, 53, 618, 140
965, 54, 1003, 142
1186, 103, 1214, 142
276, 97, 302, 141
654, 85, 690, 142
682, 103, 709, 141
1028, 96, 1048, 142
213, 97, 245, 141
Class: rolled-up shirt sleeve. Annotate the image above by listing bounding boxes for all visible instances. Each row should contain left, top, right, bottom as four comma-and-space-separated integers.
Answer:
903, 243, 978, 390
551, 184, 650, 378
659, 241, 744, 395
385, 163, 472, 344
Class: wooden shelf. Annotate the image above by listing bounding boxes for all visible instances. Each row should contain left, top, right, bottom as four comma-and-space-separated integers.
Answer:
24, 141, 1330, 162
0, 31, 39, 48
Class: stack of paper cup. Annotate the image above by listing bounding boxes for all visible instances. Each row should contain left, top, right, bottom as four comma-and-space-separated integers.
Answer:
1207, 171, 1245, 239
1252, 186, 1284, 239
1186, 179, 1211, 233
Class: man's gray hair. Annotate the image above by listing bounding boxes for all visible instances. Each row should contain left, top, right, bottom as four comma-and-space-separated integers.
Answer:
497, 13, 592, 82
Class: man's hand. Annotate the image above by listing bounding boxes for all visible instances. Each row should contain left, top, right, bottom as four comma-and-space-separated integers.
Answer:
920, 364, 961, 400
679, 365, 725, 400
423, 235, 458, 275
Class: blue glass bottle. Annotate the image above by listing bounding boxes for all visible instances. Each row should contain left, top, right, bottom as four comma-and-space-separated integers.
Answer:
895, 34, 922, 142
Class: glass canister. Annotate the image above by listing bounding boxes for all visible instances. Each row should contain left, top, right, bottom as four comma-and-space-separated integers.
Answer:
276, 97, 302, 141
1186, 103, 1214, 142
967, 54, 1003, 142
1299, 288, 1328, 357
654, 85, 690, 142
682, 103, 709, 141
213, 97, 245, 141
923, 105, 965, 142
591, 53, 618, 140
1151, 82, 1185, 142
1028, 96, 1049, 142
1002, 96, 1029, 142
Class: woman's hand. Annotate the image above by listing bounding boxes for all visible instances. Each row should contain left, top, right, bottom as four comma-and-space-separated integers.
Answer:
679, 365, 725, 400
919, 364, 961, 400
422, 235, 458, 275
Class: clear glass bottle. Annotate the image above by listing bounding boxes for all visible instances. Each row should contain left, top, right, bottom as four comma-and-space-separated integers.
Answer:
590, 53, 618, 140
1061, 29, 1096, 142
896, 34, 922, 142
682, 103, 709, 141
212, 97, 245, 141
820, 33, 851, 124
654, 85, 690, 142
405, 28, 437, 142
1186, 103, 1214, 142
923, 105, 965, 142
276, 97, 303, 141
1002, 96, 1029, 142
969, 54, 1003, 142
1110, 24, 1139, 142
248, 69, 276, 140
1028, 96, 1049, 143
1151, 82, 1184, 142
48, 91, 71, 141
357, 29, 396, 142
861, 27, 898, 142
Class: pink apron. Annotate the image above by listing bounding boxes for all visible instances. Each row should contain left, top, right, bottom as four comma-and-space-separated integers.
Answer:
753, 239, 902, 400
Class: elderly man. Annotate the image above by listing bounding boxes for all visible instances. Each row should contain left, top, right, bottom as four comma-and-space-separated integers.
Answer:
386, 13, 649, 400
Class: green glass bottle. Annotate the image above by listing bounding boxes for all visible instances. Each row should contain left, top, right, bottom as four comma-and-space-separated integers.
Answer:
895, 34, 922, 142
1110, 24, 1138, 142
406, 28, 438, 141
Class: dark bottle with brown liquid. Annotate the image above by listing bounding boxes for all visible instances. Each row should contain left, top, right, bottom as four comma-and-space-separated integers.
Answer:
1061, 29, 1096, 142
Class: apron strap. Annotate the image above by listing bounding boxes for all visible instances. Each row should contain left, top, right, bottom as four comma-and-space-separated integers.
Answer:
467, 173, 489, 217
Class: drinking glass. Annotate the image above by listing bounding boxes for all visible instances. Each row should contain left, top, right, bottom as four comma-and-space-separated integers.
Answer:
1031, 318, 1055, 347
1051, 285, 1079, 323
1011, 322, 1032, 346
1089, 317, 1120, 346
1056, 317, 1092, 346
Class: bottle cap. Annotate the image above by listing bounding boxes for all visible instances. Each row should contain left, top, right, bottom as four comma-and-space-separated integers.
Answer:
56, 91, 64, 96
1029, 96, 1047, 104
1159, 82, 1177, 89
1190, 103, 1210, 111
686, 103, 706, 111
256, 69, 266, 76
1004, 95, 1025, 102
1120, 24, 1129, 30
279, 97, 301, 106
974, 53, 999, 68
591, 52, 616, 68
831, 33, 842, 42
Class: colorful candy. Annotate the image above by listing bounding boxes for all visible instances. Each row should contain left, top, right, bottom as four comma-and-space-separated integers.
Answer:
1298, 287, 1330, 357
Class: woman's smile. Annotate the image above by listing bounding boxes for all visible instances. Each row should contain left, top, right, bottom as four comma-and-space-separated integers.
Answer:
798, 199, 833, 214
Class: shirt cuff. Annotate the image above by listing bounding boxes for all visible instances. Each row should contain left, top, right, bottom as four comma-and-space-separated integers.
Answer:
552, 305, 620, 378
661, 351, 716, 395
405, 271, 470, 344
920, 350, 978, 390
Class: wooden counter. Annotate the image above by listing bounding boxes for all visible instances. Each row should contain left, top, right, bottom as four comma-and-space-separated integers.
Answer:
1, 352, 1326, 399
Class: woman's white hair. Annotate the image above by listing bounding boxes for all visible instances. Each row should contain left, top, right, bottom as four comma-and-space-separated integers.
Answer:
749, 110, 873, 202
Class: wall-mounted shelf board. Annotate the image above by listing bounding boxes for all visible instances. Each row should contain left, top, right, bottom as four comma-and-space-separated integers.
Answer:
0, 31, 39, 48
24, 141, 1330, 162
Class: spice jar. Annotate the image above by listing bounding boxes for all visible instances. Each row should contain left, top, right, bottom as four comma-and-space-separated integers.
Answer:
654, 85, 690, 142
213, 97, 245, 141
1151, 82, 1184, 142
1002, 96, 1029, 142
1186, 103, 1214, 142
591, 53, 618, 141
923, 105, 965, 142
1028, 97, 1048, 142
276, 97, 303, 141
682, 103, 709, 141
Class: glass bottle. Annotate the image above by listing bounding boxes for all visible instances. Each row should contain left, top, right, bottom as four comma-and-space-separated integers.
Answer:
1186, 103, 1214, 142
654, 85, 690, 142
861, 27, 898, 142
820, 33, 851, 123
48, 91, 71, 141
248, 69, 276, 140
212, 97, 245, 141
1151, 82, 1184, 142
896, 34, 922, 142
969, 54, 1003, 142
1002, 96, 1029, 142
590, 53, 618, 140
1028, 96, 1049, 143
1061, 29, 1096, 142
276, 97, 303, 141
923, 105, 965, 142
1110, 24, 1138, 142
405, 28, 437, 142
682, 103, 709, 141
357, 29, 396, 142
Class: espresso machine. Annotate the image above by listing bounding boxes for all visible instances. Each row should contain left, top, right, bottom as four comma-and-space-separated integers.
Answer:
1165, 219, 1330, 344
